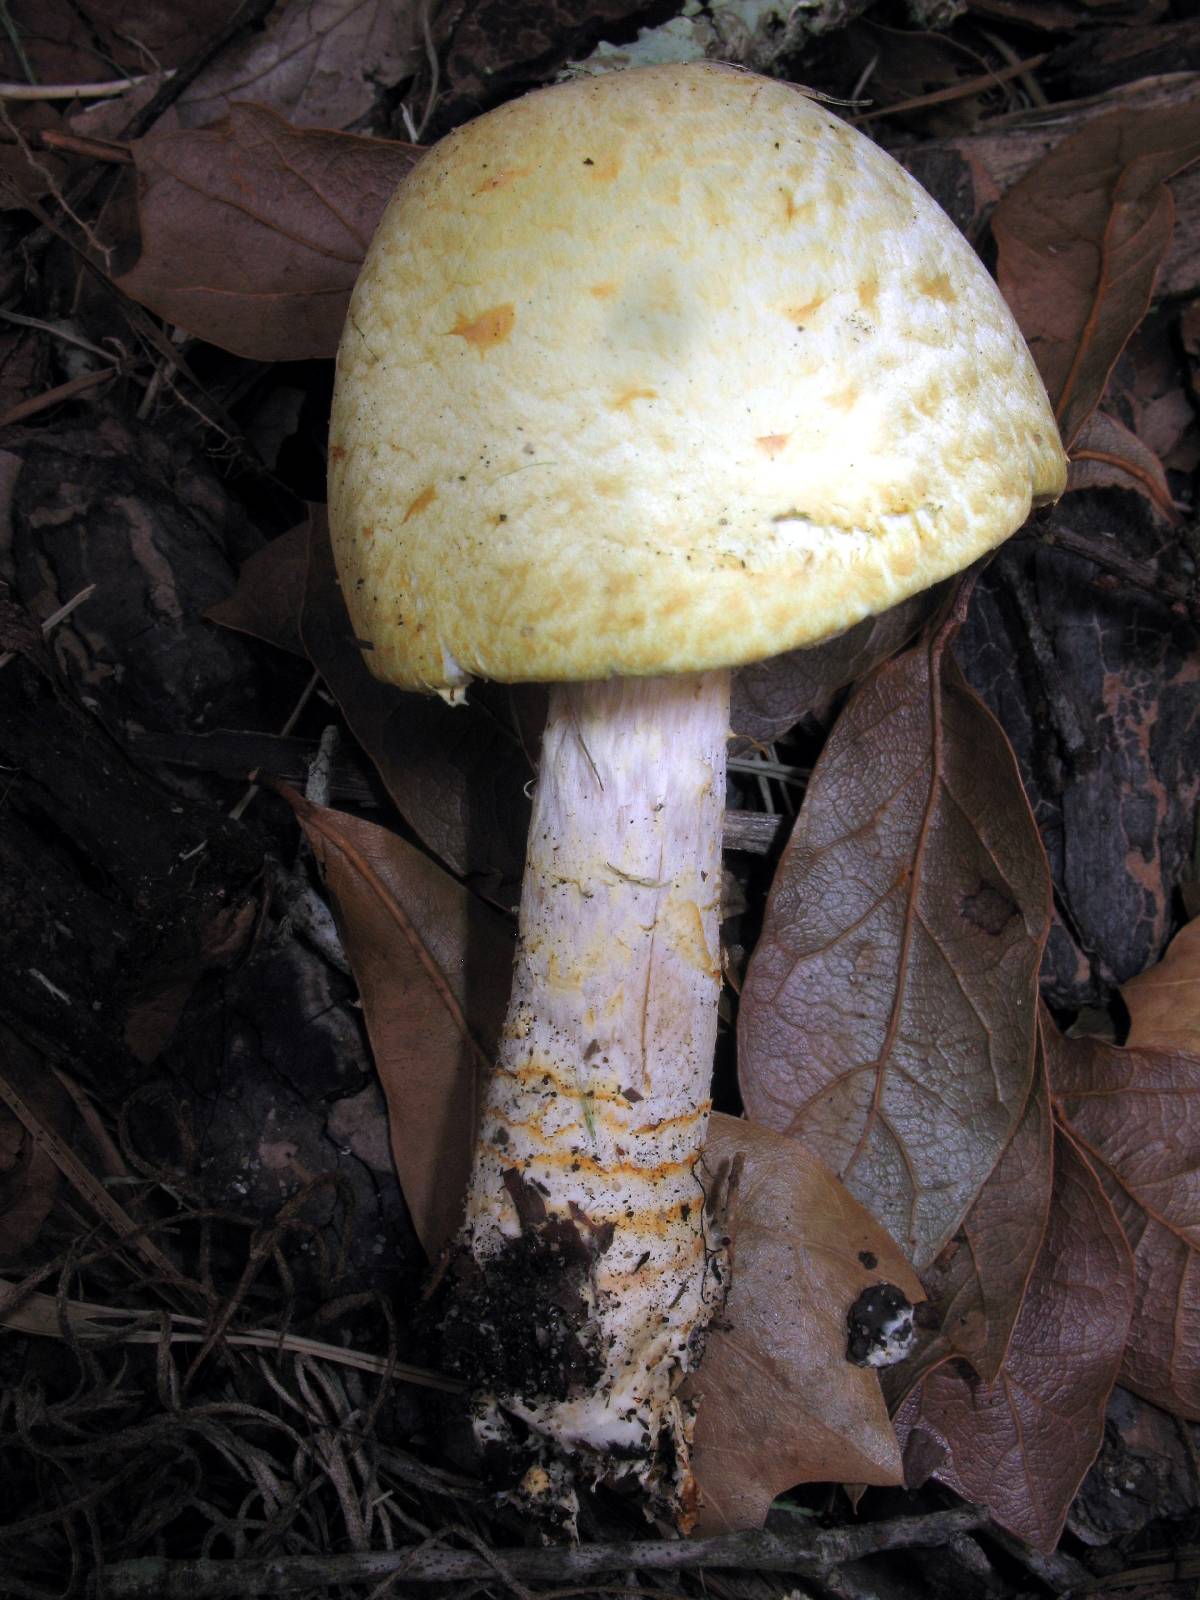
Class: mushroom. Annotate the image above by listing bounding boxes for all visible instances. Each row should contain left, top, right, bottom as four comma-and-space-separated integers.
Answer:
328, 63, 1066, 1524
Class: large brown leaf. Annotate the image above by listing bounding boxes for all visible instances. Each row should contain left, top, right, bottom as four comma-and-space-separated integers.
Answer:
1066, 408, 1178, 521
118, 106, 420, 362
284, 791, 513, 1258
739, 626, 1051, 1270
206, 520, 308, 657
994, 103, 1200, 450
895, 1130, 1134, 1553
687, 1114, 923, 1535
885, 1047, 1052, 1399
178, 0, 423, 130
1122, 914, 1200, 1053
0, 1, 239, 86
731, 586, 946, 744
300, 508, 538, 902
1047, 1016, 1200, 1418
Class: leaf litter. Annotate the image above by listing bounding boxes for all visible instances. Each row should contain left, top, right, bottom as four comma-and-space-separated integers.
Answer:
1, 1, 1199, 1594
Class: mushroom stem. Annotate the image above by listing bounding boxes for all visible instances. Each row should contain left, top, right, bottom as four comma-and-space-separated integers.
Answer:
445, 669, 730, 1519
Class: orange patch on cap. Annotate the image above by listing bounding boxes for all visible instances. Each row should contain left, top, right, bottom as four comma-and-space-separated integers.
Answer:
584, 152, 621, 182
781, 192, 814, 225
784, 295, 826, 325
828, 383, 859, 411
403, 485, 437, 522
857, 277, 880, 313
611, 386, 658, 410
449, 304, 516, 351
474, 166, 531, 194
755, 433, 789, 458
589, 282, 618, 299
916, 272, 957, 303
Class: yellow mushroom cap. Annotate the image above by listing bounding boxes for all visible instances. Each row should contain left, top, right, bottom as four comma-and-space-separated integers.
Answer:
329, 63, 1066, 692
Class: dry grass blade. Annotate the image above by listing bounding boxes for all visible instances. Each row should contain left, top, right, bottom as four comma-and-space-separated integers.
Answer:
0, 1285, 464, 1392
0, 1064, 182, 1286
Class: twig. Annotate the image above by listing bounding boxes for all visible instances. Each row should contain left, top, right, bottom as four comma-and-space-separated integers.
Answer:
2, 0, 279, 293
0, 366, 114, 427
0, 581, 96, 669
0, 98, 113, 261
0, 72, 172, 101
978, 29, 1049, 108
851, 54, 1049, 125
97, 1506, 986, 1596
117, 0, 280, 142
1024, 523, 1198, 615
0, 304, 122, 361
227, 668, 322, 823
39, 128, 134, 163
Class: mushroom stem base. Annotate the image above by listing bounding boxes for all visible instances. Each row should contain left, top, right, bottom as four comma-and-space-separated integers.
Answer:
443, 669, 731, 1525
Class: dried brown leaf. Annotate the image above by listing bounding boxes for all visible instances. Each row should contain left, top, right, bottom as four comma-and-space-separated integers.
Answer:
122, 898, 257, 1065
301, 508, 537, 900
731, 586, 946, 744
1067, 409, 1178, 522
994, 103, 1200, 449
686, 1114, 922, 1535
739, 627, 1051, 1270
178, 0, 422, 129
206, 520, 308, 656
117, 105, 419, 362
895, 1130, 1134, 1553
0, 0, 239, 85
283, 791, 513, 1258
886, 1049, 1052, 1399
1122, 915, 1200, 1053
1047, 1016, 1200, 1418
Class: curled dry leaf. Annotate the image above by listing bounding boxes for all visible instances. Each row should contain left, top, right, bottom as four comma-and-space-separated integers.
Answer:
731, 585, 946, 744
1047, 1012, 1200, 1418
283, 789, 513, 1258
685, 1114, 923, 1536
301, 509, 538, 900
178, 0, 423, 130
896, 1130, 1134, 1554
885, 1049, 1052, 1400
117, 105, 420, 362
206, 520, 308, 657
1122, 914, 1200, 1053
994, 102, 1200, 451
1067, 409, 1178, 522
739, 628, 1051, 1270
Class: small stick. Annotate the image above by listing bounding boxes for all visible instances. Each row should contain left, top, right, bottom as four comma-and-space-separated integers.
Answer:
851, 54, 1049, 124
0, 366, 114, 427
98, 1505, 987, 1596
228, 668, 322, 822
0, 71, 173, 101
0, 580, 96, 669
